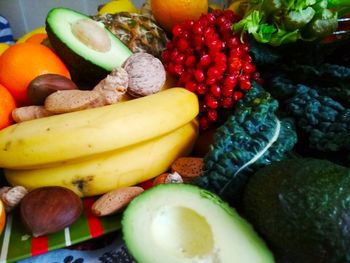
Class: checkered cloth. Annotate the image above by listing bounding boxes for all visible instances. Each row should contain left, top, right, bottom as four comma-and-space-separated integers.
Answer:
0, 15, 14, 44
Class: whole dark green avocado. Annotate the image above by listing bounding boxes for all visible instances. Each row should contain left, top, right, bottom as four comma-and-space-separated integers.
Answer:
243, 158, 350, 263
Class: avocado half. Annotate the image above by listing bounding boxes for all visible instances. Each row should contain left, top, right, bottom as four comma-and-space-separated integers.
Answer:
45, 7, 132, 87
122, 184, 275, 263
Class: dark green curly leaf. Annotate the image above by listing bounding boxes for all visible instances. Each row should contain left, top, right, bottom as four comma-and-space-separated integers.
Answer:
194, 82, 297, 202
285, 85, 350, 152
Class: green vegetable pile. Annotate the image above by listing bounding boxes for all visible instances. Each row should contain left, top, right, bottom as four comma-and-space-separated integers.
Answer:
249, 36, 350, 164
195, 82, 297, 203
233, 0, 349, 45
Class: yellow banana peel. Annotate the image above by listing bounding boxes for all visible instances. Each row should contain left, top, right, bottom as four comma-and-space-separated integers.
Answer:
0, 88, 198, 169
5, 120, 199, 197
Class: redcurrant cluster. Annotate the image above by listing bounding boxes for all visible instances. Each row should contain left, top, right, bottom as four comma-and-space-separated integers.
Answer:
161, 10, 262, 130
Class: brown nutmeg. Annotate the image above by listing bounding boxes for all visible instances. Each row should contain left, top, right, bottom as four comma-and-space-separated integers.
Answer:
27, 74, 78, 105
20, 186, 83, 237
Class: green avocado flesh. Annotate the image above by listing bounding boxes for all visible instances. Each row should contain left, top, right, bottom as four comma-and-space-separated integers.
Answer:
122, 184, 274, 263
45, 7, 132, 87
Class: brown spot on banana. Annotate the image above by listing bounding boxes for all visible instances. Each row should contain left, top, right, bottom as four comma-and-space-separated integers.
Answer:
71, 175, 94, 196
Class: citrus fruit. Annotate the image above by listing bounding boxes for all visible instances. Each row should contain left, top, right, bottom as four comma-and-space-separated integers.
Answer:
0, 43, 70, 106
16, 26, 46, 44
98, 0, 139, 15
0, 200, 6, 235
0, 84, 16, 130
0, 43, 10, 55
151, 0, 208, 32
25, 33, 48, 44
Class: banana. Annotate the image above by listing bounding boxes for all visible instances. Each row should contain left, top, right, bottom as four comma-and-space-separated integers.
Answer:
0, 88, 198, 169
5, 120, 198, 197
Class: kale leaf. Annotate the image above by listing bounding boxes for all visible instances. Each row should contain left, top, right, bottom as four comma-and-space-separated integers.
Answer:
194, 82, 297, 203
285, 84, 350, 152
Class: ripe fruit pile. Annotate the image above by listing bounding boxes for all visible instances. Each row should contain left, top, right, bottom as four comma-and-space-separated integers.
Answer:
161, 10, 262, 130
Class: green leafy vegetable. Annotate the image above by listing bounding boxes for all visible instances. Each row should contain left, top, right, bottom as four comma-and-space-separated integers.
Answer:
285, 84, 350, 152
233, 0, 343, 45
194, 82, 297, 202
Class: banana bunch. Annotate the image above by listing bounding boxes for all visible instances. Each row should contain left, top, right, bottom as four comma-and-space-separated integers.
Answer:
1, 88, 199, 197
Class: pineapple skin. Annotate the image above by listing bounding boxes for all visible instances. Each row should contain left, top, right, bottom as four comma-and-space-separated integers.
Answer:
93, 12, 168, 58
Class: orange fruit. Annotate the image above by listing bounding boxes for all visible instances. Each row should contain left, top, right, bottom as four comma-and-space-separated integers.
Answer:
16, 27, 46, 44
0, 43, 70, 106
151, 0, 208, 32
0, 84, 16, 130
0, 200, 5, 235
25, 33, 48, 44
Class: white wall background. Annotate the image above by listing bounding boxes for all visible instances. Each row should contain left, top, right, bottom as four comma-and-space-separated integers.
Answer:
0, 0, 226, 39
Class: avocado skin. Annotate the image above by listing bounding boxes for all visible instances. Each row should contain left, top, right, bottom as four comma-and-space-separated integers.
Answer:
243, 158, 350, 263
46, 22, 110, 89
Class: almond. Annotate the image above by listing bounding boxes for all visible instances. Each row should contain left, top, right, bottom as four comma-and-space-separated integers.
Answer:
92, 186, 144, 216
171, 157, 204, 182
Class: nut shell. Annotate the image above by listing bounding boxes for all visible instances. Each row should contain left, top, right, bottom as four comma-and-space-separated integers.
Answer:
20, 186, 83, 237
123, 52, 166, 97
27, 74, 78, 105
92, 186, 144, 216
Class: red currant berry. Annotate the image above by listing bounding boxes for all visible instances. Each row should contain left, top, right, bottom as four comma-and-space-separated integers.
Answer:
226, 36, 240, 49
206, 78, 216, 85
199, 115, 211, 130
230, 46, 243, 58
222, 97, 233, 108
199, 54, 211, 67
174, 64, 184, 75
228, 57, 242, 73
240, 79, 251, 90
174, 53, 185, 65
185, 55, 197, 67
185, 80, 197, 92
166, 62, 176, 75
192, 22, 204, 35
207, 109, 218, 122
222, 86, 233, 97
194, 69, 205, 82
233, 91, 243, 101
224, 75, 237, 90
197, 83, 207, 94
242, 62, 256, 74
214, 53, 227, 65
210, 84, 221, 97
205, 94, 219, 109
176, 38, 189, 52
178, 72, 192, 85
207, 67, 221, 80
161, 50, 171, 63
172, 24, 183, 37
206, 13, 216, 24
208, 39, 223, 51
181, 20, 195, 30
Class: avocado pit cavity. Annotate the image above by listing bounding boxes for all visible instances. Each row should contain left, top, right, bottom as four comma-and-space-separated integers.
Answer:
151, 206, 215, 258
71, 19, 111, 52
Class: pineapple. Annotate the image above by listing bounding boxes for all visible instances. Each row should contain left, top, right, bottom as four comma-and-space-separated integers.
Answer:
93, 12, 168, 58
